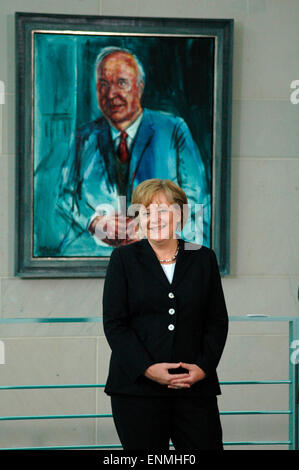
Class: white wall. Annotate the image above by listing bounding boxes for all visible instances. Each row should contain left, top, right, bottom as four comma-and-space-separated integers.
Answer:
0, 0, 298, 450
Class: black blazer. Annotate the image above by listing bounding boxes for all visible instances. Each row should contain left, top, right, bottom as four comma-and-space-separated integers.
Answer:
102, 237, 228, 397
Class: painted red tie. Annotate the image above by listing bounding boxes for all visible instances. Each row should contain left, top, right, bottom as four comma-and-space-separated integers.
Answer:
117, 131, 129, 163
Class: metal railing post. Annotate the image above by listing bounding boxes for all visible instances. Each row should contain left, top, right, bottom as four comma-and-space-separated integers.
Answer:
289, 318, 299, 450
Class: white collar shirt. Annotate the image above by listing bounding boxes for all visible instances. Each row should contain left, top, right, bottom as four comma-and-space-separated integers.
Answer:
109, 112, 143, 152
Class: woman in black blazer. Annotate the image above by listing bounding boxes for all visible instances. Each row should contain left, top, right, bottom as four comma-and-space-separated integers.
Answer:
102, 178, 228, 450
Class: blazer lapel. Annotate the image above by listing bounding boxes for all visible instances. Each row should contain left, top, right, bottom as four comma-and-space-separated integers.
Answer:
136, 238, 193, 289
127, 110, 154, 196
95, 119, 118, 192
171, 238, 193, 289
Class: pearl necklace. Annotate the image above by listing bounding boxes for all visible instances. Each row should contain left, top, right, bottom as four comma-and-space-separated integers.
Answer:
156, 242, 179, 263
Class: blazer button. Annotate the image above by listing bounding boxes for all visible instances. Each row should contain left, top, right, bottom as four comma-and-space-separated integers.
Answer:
168, 324, 175, 331
168, 308, 175, 315
168, 292, 174, 298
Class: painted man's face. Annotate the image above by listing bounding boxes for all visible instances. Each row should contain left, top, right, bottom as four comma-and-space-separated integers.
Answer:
96, 52, 144, 129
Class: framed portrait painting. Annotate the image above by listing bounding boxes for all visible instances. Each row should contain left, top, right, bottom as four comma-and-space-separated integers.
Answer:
15, 13, 233, 277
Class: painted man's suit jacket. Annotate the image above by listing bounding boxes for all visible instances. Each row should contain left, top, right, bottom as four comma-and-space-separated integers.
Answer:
102, 237, 228, 397
56, 109, 211, 256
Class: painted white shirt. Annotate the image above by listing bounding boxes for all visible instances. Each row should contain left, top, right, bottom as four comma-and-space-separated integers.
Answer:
110, 112, 143, 152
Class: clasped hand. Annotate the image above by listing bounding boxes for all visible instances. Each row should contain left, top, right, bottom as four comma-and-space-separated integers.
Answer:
89, 214, 139, 246
144, 362, 206, 389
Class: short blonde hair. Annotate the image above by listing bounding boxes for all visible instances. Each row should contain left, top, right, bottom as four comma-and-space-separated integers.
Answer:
131, 178, 189, 229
